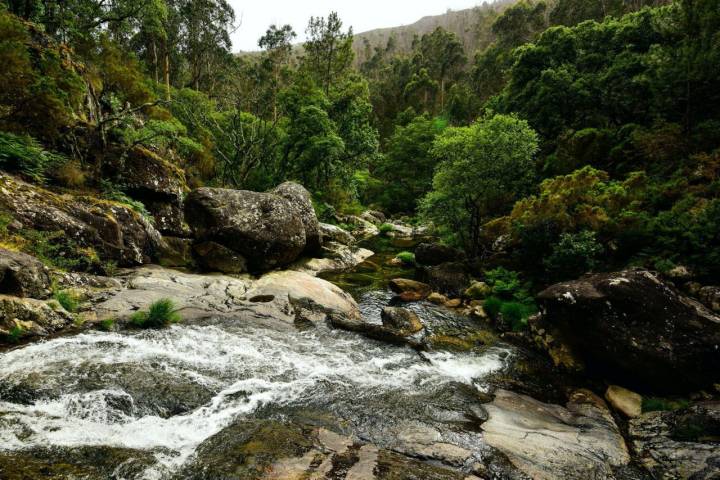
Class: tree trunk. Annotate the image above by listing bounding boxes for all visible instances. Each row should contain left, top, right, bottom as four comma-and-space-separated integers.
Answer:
152, 40, 159, 84
164, 46, 171, 101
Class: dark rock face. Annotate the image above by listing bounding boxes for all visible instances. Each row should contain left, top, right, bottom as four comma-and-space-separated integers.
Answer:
630, 402, 720, 479
422, 262, 470, 297
193, 241, 247, 274
0, 173, 163, 267
319, 223, 354, 246
271, 182, 322, 254
537, 269, 720, 391
415, 243, 464, 267
0, 248, 51, 299
185, 188, 306, 272
108, 146, 189, 236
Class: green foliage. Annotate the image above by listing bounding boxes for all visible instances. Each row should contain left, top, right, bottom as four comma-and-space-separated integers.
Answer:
544, 230, 604, 280
482, 268, 537, 330
0, 131, 66, 182
100, 180, 153, 220
483, 296, 503, 318
99, 318, 116, 331
131, 298, 182, 329
54, 290, 80, 313
642, 397, 690, 413
18, 229, 100, 272
421, 114, 539, 256
374, 114, 448, 213
395, 251, 416, 266
379, 223, 394, 234
3, 323, 25, 343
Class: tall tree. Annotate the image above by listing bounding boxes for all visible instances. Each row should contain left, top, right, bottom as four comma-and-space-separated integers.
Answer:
414, 27, 466, 112
258, 24, 296, 121
302, 12, 354, 94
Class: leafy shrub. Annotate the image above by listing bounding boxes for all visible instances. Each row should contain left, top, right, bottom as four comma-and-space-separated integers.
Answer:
100, 180, 153, 220
483, 296, 503, 318
99, 318, 116, 331
0, 131, 66, 182
485, 267, 522, 299
19, 229, 100, 272
544, 230, 604, 280
379, 223, 394, 234
395, 251, 415, 265
54, 290, 80, 313
131, 299, 182, 329
499, 302, 533, 331
54, 160, 87, 187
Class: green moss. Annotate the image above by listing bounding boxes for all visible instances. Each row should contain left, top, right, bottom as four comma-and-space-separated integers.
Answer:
131, 299, 182, 329
4, 324, 25, 343
483, 296, 503, 318
395, 251, 415, 266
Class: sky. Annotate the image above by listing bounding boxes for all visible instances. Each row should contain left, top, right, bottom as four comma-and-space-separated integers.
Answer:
228, 0, 481, 52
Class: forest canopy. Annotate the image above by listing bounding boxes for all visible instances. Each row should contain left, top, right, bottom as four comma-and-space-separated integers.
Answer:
0, 0, 718, 281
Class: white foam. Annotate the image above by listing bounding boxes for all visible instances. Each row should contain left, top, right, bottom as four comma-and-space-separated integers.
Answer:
0, 322, 511, 475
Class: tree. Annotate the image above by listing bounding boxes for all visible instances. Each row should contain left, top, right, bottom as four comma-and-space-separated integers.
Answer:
374, 114, 447, 213
302, 12, 354, 94
413, 27, 466, 112
421, 114, 539, 256
258, 24, 296, 121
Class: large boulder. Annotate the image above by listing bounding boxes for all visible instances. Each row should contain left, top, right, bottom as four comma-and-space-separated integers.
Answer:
630, 402, 720, 479
381, 307, 424, 336
319, 223, 355, 246
537, 269, 720, 391
108, 146, 190, 236
185, 188, 306, 272
388, 278, 432, 302
0, 173, 163, 267
271, 182, 322, 254
415, 243, 464, 267
421, 262, 470, 297
482, 389, 630, 480
0, 248, 51, 299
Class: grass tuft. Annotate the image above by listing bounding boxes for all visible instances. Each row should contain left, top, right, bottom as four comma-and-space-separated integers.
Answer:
131, 299, 182, 329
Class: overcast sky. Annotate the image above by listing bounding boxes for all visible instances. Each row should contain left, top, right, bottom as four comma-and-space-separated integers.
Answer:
228, 0, 481, 52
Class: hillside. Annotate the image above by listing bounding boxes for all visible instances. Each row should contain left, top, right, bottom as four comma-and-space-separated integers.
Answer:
353, 1, 515, 62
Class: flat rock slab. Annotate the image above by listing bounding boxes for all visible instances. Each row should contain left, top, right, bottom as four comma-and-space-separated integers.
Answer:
482, 389, 630, 480
92, 266, 361, 328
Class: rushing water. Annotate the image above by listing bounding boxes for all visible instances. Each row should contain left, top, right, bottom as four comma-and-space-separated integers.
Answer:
0, 241, 516, 478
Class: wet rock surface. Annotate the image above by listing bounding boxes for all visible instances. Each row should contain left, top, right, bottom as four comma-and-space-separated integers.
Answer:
0, 247, 51, 299
537, 269, 720, 391
482, 389, 631, 480
272, 181, 322, 254
629, 402, 720, 479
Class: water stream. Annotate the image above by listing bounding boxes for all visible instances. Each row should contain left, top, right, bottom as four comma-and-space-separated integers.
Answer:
0, 238, 519, 478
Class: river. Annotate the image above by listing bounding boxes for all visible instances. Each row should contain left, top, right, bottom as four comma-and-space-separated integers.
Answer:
0, 237, 526, 479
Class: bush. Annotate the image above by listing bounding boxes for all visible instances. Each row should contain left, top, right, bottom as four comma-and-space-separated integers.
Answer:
544, 230, 604, 280
99, 318, 116, 331
0, 131, 66, 183
485, 267, 522, 299
131, 299, 182, 329
483, 296, 503, 318
54, 290, 80, 313
642, 397, 690, 413
379, 223, 394, 234
395, 251, 415, 266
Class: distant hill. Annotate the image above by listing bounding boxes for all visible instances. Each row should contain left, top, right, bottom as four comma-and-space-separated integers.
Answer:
352, 1, 515, 63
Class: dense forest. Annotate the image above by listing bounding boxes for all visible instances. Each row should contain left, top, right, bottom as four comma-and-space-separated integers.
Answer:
1, 0, 719, 295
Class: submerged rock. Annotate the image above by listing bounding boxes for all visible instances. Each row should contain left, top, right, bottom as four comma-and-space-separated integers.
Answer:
482, 389, 630, 480
388, 278, 432, 301
381, 307, 424, 336
0, 248, 51, 299
629, 402, 720, 479
185, 187, 306, 272
537, 269, 720, 391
